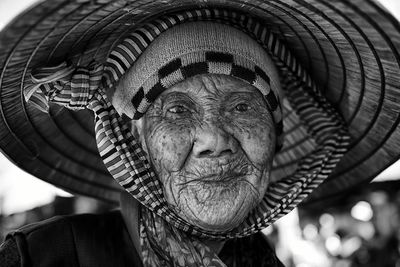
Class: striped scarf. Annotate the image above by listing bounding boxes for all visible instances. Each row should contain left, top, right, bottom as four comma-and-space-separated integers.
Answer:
24, 8, 350, 266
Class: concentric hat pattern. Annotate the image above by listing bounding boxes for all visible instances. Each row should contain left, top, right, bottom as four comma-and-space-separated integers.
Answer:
0, 0, 399, 204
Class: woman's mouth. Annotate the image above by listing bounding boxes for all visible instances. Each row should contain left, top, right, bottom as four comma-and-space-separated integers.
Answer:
200, 171, 246, 184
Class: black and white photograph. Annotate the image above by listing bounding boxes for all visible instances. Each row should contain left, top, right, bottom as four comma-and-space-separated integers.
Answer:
0, 0, 400, 266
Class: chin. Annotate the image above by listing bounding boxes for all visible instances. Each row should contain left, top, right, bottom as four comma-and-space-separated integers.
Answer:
175, 180, 260, 232
186, 210, 249, 232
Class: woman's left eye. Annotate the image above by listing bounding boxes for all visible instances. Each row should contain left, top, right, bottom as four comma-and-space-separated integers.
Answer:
235, 103, 251, 112
168, 105, 189, 114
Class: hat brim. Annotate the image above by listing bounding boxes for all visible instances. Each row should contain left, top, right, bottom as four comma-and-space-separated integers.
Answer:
0, 0, 399, 204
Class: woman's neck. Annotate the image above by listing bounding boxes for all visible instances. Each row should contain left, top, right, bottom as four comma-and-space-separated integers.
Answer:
120, 192, 227, 256
202, 239, 226, 255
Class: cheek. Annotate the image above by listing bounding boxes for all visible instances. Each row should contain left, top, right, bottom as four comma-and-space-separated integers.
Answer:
145, 122, 193, 173
233, 120, 275, 168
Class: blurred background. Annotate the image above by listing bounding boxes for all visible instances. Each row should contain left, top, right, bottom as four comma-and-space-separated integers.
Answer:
1, 1, 400, 267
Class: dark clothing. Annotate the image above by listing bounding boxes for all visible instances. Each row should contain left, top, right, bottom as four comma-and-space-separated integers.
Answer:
0, 238, 19, 267
220, 233, 285, 267
0, 211, 283, 267
0, 211, 142, 267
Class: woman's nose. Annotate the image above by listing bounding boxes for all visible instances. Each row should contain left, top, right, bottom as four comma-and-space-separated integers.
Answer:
193, 122, 238, 158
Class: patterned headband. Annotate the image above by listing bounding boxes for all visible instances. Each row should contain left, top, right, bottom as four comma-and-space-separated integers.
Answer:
24, 8, 349, 239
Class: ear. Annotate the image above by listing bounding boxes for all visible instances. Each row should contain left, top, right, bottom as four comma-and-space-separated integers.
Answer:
131, 118, 149, 154
105, 84, 116, 102
130, 119, 141, 139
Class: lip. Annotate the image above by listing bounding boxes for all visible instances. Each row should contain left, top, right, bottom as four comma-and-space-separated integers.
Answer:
201, 172, 245, 183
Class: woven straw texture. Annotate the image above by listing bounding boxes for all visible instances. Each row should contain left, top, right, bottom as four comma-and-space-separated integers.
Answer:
0, 0, 399, 204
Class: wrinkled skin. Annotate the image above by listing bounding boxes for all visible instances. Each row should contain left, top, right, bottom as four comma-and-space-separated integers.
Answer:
135, 74, 276, 232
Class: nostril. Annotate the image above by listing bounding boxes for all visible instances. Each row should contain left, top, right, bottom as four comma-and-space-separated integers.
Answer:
198, 149, 232, 157
199, 150, 213, 157
193, 127, 239, 158
220, 149, 232, 156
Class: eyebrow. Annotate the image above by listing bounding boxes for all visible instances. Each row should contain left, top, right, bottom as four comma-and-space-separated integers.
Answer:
157, 91, 197, 109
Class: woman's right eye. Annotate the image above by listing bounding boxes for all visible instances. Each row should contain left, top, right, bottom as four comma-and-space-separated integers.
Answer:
167, 105, 189, 114
235, 103, 251, 112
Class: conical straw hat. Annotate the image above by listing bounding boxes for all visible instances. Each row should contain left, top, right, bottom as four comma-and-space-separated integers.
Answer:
0, 0, 399, 205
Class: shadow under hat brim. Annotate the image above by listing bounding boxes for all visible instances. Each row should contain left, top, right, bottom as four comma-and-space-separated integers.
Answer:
0, 0, 399, 204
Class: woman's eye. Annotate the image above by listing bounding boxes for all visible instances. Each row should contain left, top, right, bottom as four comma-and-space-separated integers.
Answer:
168, 105, 189, 114
235, 103, 251, 112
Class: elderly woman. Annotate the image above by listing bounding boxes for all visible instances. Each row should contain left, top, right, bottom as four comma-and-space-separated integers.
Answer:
1, 1, 400, 266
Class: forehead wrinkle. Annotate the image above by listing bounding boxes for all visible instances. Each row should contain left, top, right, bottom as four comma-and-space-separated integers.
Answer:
164, 74, 251, 96
193, 76, 226, 120
172, 75, 222, 100
198, 74, 255, 98
198, 75, 223, 96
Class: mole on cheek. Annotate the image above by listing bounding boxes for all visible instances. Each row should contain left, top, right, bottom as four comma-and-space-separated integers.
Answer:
247, 132, 252, 140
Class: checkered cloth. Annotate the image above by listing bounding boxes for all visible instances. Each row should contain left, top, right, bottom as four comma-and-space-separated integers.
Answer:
24, 8, 349, 239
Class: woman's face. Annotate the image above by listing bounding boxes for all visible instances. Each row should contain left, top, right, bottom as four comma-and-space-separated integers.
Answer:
137, 74, 276, 231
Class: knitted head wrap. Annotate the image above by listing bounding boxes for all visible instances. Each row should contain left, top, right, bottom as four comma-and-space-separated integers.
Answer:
24, 8, 349, 240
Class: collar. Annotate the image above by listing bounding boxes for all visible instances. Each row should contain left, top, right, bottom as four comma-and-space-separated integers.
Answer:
120, 191, 142, 262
